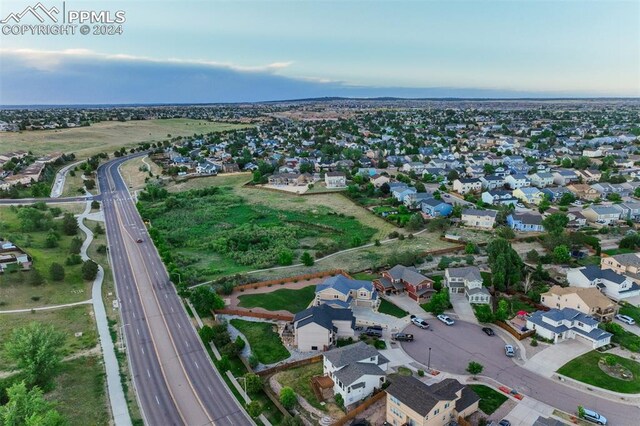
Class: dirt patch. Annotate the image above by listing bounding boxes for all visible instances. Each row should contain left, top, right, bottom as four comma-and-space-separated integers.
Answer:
599, 359, 634, 381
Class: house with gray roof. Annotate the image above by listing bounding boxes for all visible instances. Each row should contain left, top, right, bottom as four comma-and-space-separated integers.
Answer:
292, 304, 355, 352
385, 376, 480, 426
567, 265, 640, 301
315, 275, 380, 310
526, 307, 612, 348
376, 265, 435, 302
582, 205, 622, 225
445, 266, 491, 304
461, 208, 497, 229
323, 341, 389, 406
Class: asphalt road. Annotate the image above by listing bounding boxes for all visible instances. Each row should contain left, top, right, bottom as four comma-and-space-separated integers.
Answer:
0, 195, 100, 204
98, 156, 251, 426
402, 320, 640, 426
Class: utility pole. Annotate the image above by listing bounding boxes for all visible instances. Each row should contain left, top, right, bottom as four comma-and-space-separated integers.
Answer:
428, 347, 432, 371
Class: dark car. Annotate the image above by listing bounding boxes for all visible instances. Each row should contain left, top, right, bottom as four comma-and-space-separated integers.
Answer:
482, 327, 495, 336
391, 333, 414, 342
498, 420, 511, 426
363, 327, 382, 338
136, 238, 143, 243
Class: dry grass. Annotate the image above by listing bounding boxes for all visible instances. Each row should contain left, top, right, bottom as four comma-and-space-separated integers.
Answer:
0, 119, 250, 160
119, 155, 164, 192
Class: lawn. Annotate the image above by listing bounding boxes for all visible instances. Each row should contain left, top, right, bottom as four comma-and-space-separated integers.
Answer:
619, 302, 640, 323
229, 319, 290, 365
603, 248, 636, 256
498, 296, 536, 315
378, 299, 409, 318
350, 272, 380, 281
0, 119, 249, 159
601, 322, 640, 352
468, 384, 508, 415
237, 285, 316, 314
557, 351, 640, 393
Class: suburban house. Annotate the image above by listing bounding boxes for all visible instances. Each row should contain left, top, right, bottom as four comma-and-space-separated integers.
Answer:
512, 187, 544, 205
421, 198, 454, 218
323, 341, 389, 407
460, 209, 497, 230
371, 174, 390, 188
567, 265, 640, 301
575, 169, 602, 183
601, 253, 640, 283
541, 187, 572, 202
391, 185, 417, 202
268, 173, 311, 186
505, 174, 531, 190
582, 205, 621, 225
616, 202, 640, 221
553, 169, 579, 186
403, 162, 426, 174
325, 171, 347, 188
404, 192, 433, 210
479, 174, 505, 190
452, 178, 482, 195
444, 266, 491, 304
376, 265, 435, 302
526, 308, 613, 348
540, 285, 618, 322
315, 275, 380, 310
386, 376, 480, 426
292, 304, 355, 351
566, 184, 599, 201
507, 212, 545, 232
0, 241, 31, 273
529, 172, 554, 188
481, 190, 518, 206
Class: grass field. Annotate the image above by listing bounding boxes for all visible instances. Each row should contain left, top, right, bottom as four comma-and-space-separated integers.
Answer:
237, 285, 315, 313
0, 119, 249, 160
119, 155, 165, 193
378, 299, 409, 318
619, 303, 640, 323
468, 384, 508, 415
557, 351, 640, 393
0, 305, 98, 371
229, 319, 290, 365
46, 356, 109, 426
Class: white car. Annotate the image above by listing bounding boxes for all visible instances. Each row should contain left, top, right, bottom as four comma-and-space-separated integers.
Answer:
411, 317, 430, 329
437, 314, 454, 326
615, 314, 636, 325
505, 344, 515, 357
582, 408, 607, 425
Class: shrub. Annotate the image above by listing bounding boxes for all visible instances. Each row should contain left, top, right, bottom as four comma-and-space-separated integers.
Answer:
530, 338, 538, 347
279, 387, 297, 409
417, 369, 425, 377
334, 393, 344, 408
49, 262, 65, 281
198, 325, 214, 343
246, 401, 262, 418
65, 254, 83, 266
82, 259, 99, 280
218, 356, 231, 372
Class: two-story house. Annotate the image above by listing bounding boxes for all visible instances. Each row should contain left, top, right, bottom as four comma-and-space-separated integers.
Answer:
452, 178, 482, 195
444, 266, 491, 304
421, 198, 454, 218
404, 192, 434, 210
505, 174, 530, 190
479, 175, 505, 190
529, 171, 554, 188
601, 252, 640, 283
566, 184, 599, 201
481, 190, 518, 206
325, 171, 347, 188
567, 265, 640, 301
460, 209, 497, 230
582, 205, 621, 225
323, 342, 389, 407
386, 376, 480, 426
507, 212, 545, 232
375, 265, 435, 302
391, 184, 418, 202
315, 275, 380, 310
526, 308, 612, 348
292, 304, 355, 351
553, 169, 579, 186
512, 187, 544, 205
540, 285, 617, 322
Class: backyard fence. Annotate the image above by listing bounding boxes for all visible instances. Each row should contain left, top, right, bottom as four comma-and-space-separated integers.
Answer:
256, 355, 323, 377
213, 308, 294, 322
234, 269, 350, 292
331, 391, 386, 426
495, 320, 535, 341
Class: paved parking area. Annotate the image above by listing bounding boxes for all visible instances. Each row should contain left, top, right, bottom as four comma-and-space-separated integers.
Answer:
524, 340, 591, 378
450, 293, 478, 324
352, 306, 410, 334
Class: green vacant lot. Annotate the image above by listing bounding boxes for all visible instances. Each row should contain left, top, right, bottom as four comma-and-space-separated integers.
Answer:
378, 299, 409, 318
557, 351, 640, 393
229, 319, 290, 365
468, 384, 508, 415
138, 179, 378, 281
238, 285, 316, 313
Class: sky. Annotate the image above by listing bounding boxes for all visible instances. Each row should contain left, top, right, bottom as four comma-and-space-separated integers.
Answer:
0, 0, 638, 104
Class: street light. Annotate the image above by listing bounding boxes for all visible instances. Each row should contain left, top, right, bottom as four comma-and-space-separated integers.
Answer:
237, 376, 249, 403
119, 323, 130, 352
428, 347, 432, 371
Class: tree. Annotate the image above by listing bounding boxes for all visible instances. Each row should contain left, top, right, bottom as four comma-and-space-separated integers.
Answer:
521, 273, 533, 294
301, 252, 314, 266
69, 237, 83, 254
474, 305, 495, 323
538, 197, 551, 213
189, 286, 225, 316
542, 212, 569, 237
94, 223, 104, 235
198, 325, 215, 343
84, 179, 96, 190
465, 243, 478, 254
447, 170, 459, 182
334, 393, 344, 408
0, 381, 66, 426
279, 386, 297, 409
29, 270, 44, 287
61, 213, 78, 236
4, 323, 65, 389
81, 260, 99, 280
495, 299, 509, 322
406, 213, 425, 231
49, 263, 65, 281
558, 192, 576, 206
379, 182, 390, 195
486, 238, 523, 291
246, 401, 262, 418
281, 416, 304, 426
44, 230, 60, 248
553, 245, 571, 264
423, 289, 450, 315
243, 373, 263, 394
414, 182, 426, 193
606, 193, 622, 202
466, 361, 484, 377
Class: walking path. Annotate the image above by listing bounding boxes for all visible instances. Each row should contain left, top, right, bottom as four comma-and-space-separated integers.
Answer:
0, 299, 92, 314
77, 197, 132, 426
50, 160, 83, 198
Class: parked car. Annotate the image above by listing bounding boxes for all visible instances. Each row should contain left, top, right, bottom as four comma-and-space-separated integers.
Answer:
411, 317, 430, 329
498, 420, 511, 426
391, 333, 414, 342
437, 314, 455, 326
363, 327, 382, 338
505, 345, 515, 357
482, 327, 495, 336
615, 314, 636, 325
582, 408, 607, 425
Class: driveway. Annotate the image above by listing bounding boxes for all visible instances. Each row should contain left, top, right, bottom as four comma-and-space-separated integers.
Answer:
385, 294, 428, 317
400, 320, 640, 426
352, 306, 410, 334
523, 340, 592, 378
449, 293, 478, 324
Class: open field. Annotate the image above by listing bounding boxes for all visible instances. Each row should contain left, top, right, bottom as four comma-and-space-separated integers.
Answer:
0, 119, 249, 159
60, 163, 91, 197
229, 319, 290, 364
0, 304, 98, 371
468, 384, 508, 415
119, 155, 164, 192
46, 356, 109, 426
557, 351, 640, 393
237, 285, 316, 313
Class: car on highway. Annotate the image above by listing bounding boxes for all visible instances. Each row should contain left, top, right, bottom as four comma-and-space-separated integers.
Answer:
437, 314, 455, 326
582, 408, 607, 425
136, 238, 143, 243
505, 344, 515, 357
482, 327, 495, 336
391, 333, 414, 342
411, 317, 430, 329
615, 314, 635, 325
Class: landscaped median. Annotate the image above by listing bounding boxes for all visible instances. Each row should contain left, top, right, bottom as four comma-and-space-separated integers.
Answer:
557, 351, 640, 393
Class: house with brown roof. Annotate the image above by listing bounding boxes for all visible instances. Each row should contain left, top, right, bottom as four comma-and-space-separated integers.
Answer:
601, 252, 640, 283
386, 376, 480, 426
566, 184, 599, 201
375, 265, 435, 302
540, 285, 618, 322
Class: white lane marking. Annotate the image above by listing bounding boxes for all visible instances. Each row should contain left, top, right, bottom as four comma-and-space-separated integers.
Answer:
207, 386, 213, 394
147, 369, 151, 378
184, 340, 189, 348
155, 395, 160, 405
177, 323, 181, 329
141, 347, 145, 354
170, 306, 174, 313
136, 328, 140, 336
194, 361, 199, 370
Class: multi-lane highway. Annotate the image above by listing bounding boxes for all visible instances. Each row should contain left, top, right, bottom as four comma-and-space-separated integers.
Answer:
97, 156, 251, 426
